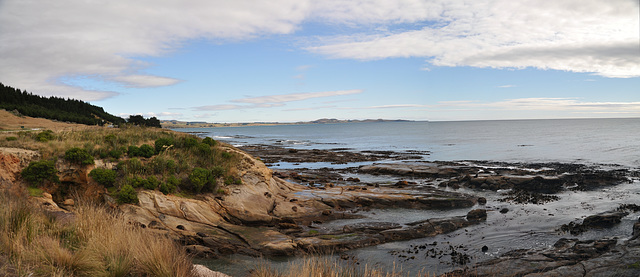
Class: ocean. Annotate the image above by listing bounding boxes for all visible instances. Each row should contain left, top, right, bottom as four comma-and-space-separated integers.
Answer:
178, 118, 640, 168
177, 118, 640, 275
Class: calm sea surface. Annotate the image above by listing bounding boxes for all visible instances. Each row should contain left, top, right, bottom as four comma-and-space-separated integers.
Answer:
177, 118, 640, 168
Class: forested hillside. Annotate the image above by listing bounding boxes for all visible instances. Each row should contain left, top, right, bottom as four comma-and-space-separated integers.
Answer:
0, 82, 124, 125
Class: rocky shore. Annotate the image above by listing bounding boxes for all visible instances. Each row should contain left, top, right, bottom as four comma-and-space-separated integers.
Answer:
232, 144, 640, 276
3, 141, 640, 276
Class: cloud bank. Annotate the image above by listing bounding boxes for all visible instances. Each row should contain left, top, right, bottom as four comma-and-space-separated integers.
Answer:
308, 0, 640, 78
0, 0, 637, 102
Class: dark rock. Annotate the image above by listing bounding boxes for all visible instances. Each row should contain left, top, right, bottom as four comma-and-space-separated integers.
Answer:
342, 222, 401, 233
185, 245, 218, 258
477, 197, 487, 205
499, 208, 509, 214
481, 245, 488, 252
466, 209, 487, 221
582, 211, 628, 228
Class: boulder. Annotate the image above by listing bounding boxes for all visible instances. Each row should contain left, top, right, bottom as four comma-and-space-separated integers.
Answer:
466, 209, 487, 221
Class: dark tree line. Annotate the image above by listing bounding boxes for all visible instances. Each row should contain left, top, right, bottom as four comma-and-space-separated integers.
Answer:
0, 82, 125, 125
127, 115, 161, 128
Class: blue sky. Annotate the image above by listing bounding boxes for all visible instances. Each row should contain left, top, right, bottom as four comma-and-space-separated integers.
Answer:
1, 0, 639, 122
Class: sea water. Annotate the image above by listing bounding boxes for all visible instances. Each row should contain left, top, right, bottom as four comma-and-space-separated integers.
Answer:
177, 118, 640, 275
179, 118, 640, 168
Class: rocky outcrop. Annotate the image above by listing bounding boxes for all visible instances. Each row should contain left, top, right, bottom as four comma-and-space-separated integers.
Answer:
0, 147, 39, 187
118, 147, 480, 257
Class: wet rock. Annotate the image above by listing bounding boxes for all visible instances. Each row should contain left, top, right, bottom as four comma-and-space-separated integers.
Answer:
561, 210, 628, 235
477, 197, 487, 205
582, 211, 628, 228
466, 209, 487, 221
342, 222, 401, 233
499, 208, 509, 214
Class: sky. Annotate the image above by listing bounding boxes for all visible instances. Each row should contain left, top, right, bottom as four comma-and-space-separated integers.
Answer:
0, 0, 639, 122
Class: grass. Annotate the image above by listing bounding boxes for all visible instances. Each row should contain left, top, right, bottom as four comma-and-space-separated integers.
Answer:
0, 188, 195, 277
0, 125, 242, 198
250, 255, 438, 277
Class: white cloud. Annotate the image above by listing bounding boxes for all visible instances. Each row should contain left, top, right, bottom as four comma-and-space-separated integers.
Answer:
194, 89, 361, 111
111, 75, 181, 88
0, 0, 310, 100
435, 98, 640, 112
232, 89, 363, 104
366, 104, 428, 109
497, 85, 515, 88
307, 0, 640, 78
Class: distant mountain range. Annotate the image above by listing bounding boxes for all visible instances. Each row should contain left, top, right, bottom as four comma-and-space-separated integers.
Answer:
162, 118, 414, 128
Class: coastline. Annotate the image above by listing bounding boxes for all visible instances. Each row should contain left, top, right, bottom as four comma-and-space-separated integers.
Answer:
214, 142, 640, 276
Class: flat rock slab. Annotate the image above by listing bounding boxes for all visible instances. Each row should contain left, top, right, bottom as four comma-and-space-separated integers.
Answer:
359, 163, 459, 177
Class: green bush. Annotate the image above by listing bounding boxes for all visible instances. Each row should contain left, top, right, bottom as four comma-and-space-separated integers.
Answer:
189, 167, 211, 193
139, 144, 155, 158
202, 137, 217, 146
181, 137, 198, 148
221, 152, 233, 159
108, 149, 122, 159
89, 168, 116, 187
211, 166, 225, 178
117, 184, 138, 204
5, 136, 17, 141
21, 160, 59, 186
35, 130, 55, 142
155, 137, 174, 153
127, 145, 141, 157
64, 147, 94, 165
195, 143, 212, 155
145, 176, 160, 190
127, 177, 149, 189
159, 176, 177, 195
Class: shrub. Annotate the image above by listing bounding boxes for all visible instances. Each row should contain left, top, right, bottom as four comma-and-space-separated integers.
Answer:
5, 136, 17, 141
195, 143, 212, 155
128, 177, 149, 189
145, 176, 160, 190
117, 184, 138, 204
189, 167, 211, 193
35, 130, 55, 142
211, 166, 225, 178
89, 168, 117, 187
139, 144, 155, 158
127, 145, 141, 157
202, 137, 217, 146
221, 152, 233, 159
21, 160, 59, 186
64, 147, 94, 165
181, 137, 198, 148
108, 149, 122, 159
155, 137, 174, 153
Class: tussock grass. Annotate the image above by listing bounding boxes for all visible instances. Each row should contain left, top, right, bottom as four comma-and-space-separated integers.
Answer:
0, 190, 195, 277
250, 256, 437, 277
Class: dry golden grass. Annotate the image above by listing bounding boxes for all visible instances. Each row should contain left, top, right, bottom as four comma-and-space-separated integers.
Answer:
0, 190, 195, 277
250, 256, 439, 277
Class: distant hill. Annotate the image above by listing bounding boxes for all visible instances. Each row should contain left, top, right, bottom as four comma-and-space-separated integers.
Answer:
0, 82, 124, 126
162, 118, 414, 128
